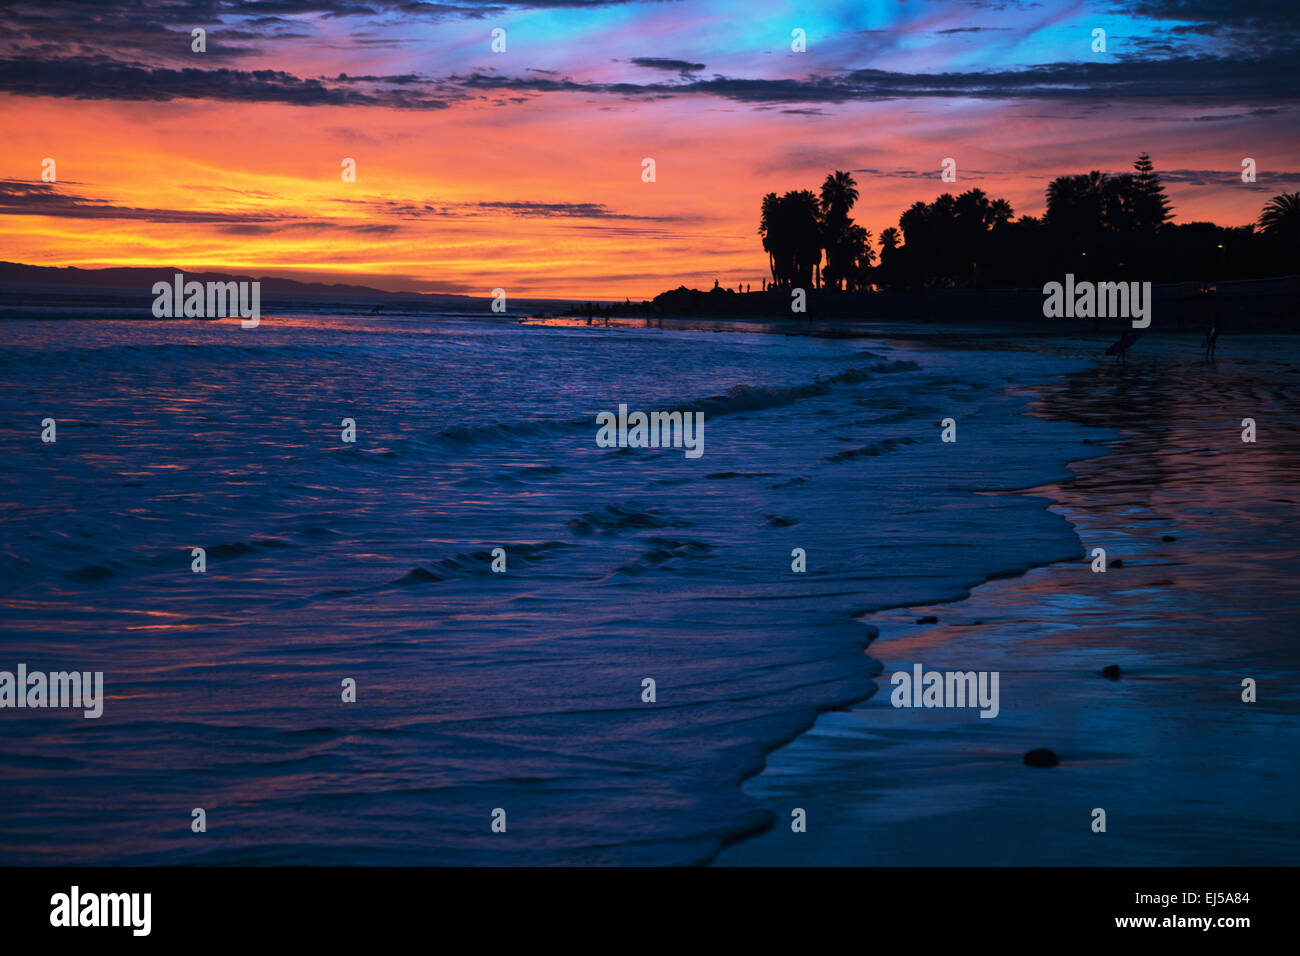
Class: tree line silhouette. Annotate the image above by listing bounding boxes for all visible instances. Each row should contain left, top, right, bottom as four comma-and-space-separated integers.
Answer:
758, 156, 1298, 292
759, 172, 877, 292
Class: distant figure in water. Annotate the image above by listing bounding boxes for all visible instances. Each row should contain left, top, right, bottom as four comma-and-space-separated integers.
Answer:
370, 304, 383, 313
1106, 329, 1142, 364
1203, 324, 1219, 359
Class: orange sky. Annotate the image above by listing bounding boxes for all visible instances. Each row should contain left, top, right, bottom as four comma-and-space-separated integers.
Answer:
1, 0, 1296, 299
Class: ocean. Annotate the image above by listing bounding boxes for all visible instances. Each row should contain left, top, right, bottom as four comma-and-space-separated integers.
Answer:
1, 308, 1115, 864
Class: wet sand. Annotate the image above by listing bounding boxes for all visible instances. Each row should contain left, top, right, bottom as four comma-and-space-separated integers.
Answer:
715, 333, 1300, 866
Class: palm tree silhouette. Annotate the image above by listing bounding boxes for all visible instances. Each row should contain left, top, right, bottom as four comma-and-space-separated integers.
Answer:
788, 190, 823, 289
820, 170, 860, 291
1258, 192, 1300, 244
1046, 171, 1108, 230
759, 190, 823, 288
759, 192, 780, 285
842, 223, 875, 290
989, 198, 1013, 227
820, 170, 859, 218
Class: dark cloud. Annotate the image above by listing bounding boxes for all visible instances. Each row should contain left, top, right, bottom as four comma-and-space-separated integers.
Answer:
848, 168, 998, 179
328, 72, 427, 84
1186, 107, 1286, 121
332, 196, 676, 220
1118, 0, 1300, 56
447, 54, 1300, 105
218, 221, 402, 235
0, 2, 303, 63
628, 57, 705, 76
1156, 168, 1300, 186
0, 180, 283, 223
1121, 0, 1296, 27
0, 1, 1294, 111
1, 181, 689, 244
474, 200, 645, 218
0, 180, 676, 226
0, 57, 451, 108
0, 0, 673, 66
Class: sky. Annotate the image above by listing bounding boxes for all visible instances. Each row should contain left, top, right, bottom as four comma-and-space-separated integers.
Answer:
0, 0, 1297, 298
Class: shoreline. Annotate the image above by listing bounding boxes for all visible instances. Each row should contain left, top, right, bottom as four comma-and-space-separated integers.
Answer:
713, 333, 1300, 866
553, 278, 1300, 332
4, 274, 1298, 334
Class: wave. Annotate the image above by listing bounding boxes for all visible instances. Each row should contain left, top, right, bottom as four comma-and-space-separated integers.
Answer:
568, 502, 689, 535
823, 436, 920, 463
384, 541, 573, 591
417, 359, 924, 453
612, 536, 715, 576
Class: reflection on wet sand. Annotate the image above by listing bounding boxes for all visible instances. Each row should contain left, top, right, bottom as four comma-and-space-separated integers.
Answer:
719, 337, 1300, 866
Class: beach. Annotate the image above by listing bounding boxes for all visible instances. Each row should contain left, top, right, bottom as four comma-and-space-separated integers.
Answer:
0, 310, 1295, 865
717, 331, 1300, 865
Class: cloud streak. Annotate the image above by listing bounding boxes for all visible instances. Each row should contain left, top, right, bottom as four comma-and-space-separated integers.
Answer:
0, 182, 676, 226
0, 58, 452, 108
6, 53, 1294, 109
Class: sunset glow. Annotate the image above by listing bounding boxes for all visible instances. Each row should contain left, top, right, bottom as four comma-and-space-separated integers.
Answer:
1, 0, 1296, 297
